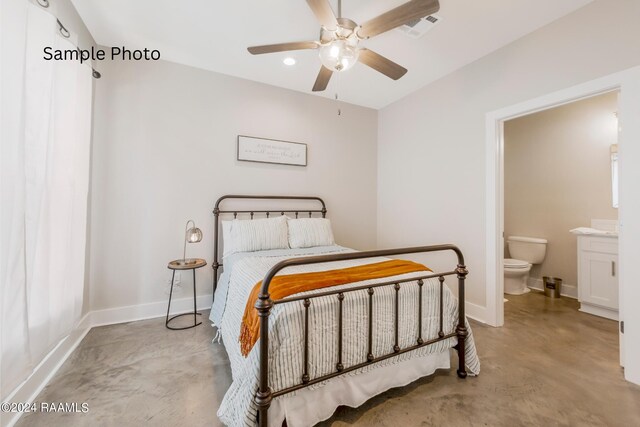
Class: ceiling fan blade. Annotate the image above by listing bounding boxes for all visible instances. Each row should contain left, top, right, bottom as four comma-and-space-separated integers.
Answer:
312, 66, 333, 92
247, 41, 319, 55
357, 0, 440, 39
358, 48, 408, 80
306, 0, 338, 30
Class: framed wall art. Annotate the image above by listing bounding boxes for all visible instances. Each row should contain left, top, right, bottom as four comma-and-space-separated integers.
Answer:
237, 135, 307, 167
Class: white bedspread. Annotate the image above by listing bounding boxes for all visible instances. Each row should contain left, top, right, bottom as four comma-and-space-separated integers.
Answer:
210, 246, 480, 427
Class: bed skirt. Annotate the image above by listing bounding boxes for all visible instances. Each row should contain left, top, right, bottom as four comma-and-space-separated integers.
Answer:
268, 349, 451, 426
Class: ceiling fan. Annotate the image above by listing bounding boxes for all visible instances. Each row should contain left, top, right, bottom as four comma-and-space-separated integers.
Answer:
247, 0, 440, 92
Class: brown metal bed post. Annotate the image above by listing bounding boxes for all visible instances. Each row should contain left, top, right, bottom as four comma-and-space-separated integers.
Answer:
455, 257, 469, 379
212, 205, 220, 302
255, 292, 273, 427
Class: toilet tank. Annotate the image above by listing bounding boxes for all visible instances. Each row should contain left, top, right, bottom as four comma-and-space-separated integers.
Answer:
507, 236, 547, 264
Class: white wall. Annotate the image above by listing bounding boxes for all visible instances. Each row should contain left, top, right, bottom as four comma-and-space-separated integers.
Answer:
377, 0, 640, 383
504, 92, 619, 287
378, 0, 640, 309
89, 58, 378, 312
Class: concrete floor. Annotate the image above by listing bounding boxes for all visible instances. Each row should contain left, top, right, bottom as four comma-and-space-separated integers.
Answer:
16, 292, 640, 426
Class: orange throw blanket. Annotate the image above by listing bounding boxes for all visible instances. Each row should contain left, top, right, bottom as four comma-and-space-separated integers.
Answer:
239, 259, 431, 357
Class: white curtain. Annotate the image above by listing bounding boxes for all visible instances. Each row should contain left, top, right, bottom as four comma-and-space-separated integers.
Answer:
0, 2, 93, 399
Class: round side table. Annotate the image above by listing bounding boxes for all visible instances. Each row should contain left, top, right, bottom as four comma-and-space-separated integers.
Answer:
166, 258, 207, 330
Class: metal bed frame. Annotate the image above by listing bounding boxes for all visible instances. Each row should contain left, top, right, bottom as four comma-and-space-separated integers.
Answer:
213, 195, 468, 427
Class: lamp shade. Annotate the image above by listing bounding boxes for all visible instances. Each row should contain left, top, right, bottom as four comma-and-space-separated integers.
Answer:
181, 220, 203, 264
186, 226, 202, 243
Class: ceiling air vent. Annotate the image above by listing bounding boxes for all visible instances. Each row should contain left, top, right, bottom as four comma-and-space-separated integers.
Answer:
396, 14, 442, 39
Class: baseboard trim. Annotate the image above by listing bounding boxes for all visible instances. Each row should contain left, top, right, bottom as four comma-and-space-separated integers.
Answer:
89, 294, 213, 327
2, 314, 91, 427
527, 278, 578, 299
465, 301, 487, 324
579, 303, 619, 321
2, 295, 213, 427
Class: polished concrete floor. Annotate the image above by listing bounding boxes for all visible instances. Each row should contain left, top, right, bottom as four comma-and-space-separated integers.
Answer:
17, 292, 640, 426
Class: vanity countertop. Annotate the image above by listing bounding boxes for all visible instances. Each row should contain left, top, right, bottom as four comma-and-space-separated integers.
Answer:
570, 227, 618, 237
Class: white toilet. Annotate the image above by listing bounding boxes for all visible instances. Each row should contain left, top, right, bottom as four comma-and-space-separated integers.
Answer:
504, 236, 548, 295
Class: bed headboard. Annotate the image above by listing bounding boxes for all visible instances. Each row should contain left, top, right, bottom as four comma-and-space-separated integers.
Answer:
211, 195, 327, 298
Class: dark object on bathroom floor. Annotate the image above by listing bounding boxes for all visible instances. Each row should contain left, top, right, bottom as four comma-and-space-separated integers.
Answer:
543, 276, 562, 298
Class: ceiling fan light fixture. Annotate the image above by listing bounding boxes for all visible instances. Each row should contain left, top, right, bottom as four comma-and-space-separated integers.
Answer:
319, 39, 358, 72
247, 0, 438, 91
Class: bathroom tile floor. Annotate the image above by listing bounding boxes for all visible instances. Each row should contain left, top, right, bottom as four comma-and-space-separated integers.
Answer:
16, 291, 640, 427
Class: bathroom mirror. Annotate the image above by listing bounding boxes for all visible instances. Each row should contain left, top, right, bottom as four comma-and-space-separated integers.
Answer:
611, 144, 618, 208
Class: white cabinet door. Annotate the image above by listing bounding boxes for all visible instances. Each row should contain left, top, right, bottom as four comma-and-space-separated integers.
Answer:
580, 251, 619, 310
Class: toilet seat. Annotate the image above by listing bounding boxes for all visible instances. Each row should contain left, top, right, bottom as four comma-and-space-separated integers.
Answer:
504, 258, 530, 269
504, 258, 532, 295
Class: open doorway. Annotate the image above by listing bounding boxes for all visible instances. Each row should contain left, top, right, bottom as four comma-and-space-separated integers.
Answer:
484, 67, 640, 385
500, 90, 620, 351
483, 72, 637, 372
502, 91, 619, 304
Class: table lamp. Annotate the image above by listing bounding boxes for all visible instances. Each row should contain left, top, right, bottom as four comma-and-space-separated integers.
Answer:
179, 219, 203, 265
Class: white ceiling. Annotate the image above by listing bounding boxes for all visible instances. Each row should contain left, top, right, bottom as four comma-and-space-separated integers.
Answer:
71, 0, 593, 109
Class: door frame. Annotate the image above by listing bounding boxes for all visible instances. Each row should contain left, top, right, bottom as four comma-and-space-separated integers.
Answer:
486, 78, 619, 326
484, 67, 640, 384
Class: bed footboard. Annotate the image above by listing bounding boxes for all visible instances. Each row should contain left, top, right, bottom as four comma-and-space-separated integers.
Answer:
254, 245, 468, 427
211, 196, 468, 427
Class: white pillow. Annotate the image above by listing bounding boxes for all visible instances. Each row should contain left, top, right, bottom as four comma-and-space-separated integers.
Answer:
221, 220, 234, 258
230, 216, 289, 253
287, 218, 335, 248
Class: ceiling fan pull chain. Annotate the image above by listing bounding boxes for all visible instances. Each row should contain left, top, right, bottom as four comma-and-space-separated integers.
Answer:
336, 72, 341, 116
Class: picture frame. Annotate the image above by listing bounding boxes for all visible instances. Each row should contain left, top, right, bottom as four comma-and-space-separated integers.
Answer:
237, 135, 307, 167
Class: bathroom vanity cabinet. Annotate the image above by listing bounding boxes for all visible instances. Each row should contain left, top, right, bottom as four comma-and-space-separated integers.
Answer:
575, 234, 619, 320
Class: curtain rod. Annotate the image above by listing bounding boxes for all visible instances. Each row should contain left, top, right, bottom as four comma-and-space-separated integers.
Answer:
37, 0, 102, 79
